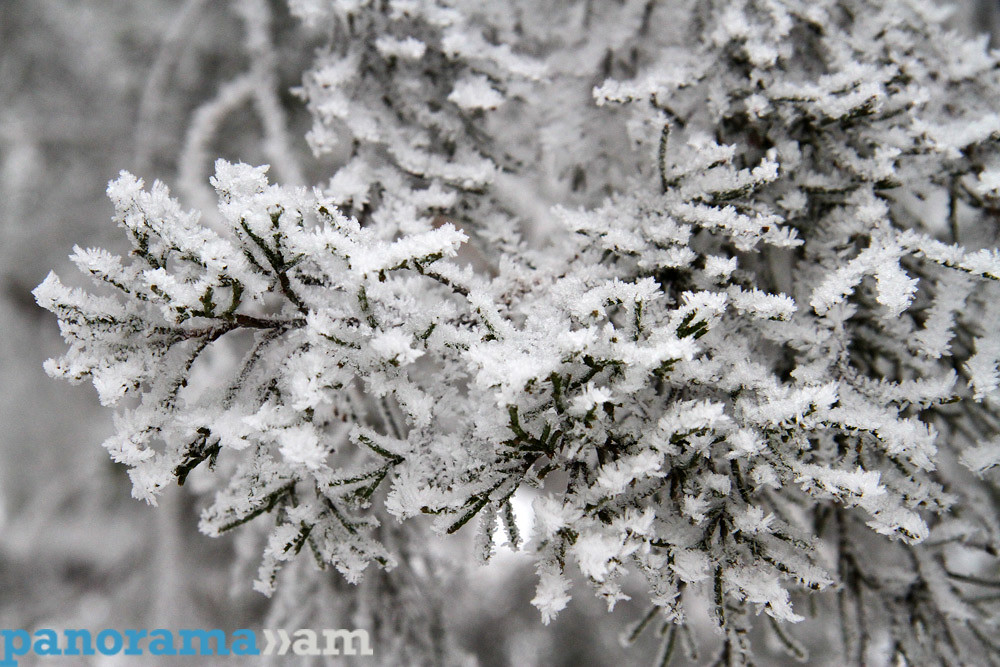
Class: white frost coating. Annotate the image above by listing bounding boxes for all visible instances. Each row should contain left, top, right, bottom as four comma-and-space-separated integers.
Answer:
374, 35, 426, 60
532, 565, 572, 625
960, 437, 1000, 476
966, 299, 1000, 401
277, 425, 328, 470
448, 75, 504, 110
31, 0, 1000, 661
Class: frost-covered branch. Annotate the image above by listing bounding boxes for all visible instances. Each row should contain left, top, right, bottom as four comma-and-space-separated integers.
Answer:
35, 0, 1000, 664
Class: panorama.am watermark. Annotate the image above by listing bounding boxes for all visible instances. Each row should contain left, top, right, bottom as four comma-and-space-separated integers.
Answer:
0, 627, 374, 665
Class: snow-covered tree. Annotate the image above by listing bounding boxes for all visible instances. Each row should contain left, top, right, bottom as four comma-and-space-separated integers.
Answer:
35, 0, 1000, 664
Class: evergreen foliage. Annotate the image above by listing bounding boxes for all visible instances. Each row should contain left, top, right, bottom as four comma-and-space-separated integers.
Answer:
36, 0, 1000, 663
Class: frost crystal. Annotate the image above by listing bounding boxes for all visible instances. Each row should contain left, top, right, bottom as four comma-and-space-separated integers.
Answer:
34, 0, 1000, 664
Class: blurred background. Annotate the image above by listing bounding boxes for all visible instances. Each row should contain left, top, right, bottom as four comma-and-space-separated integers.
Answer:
1, 1, 998, 664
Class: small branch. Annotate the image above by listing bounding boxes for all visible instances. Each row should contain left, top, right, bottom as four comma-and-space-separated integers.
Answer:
946, 570, 1000, 589
659, 122, 671, 194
